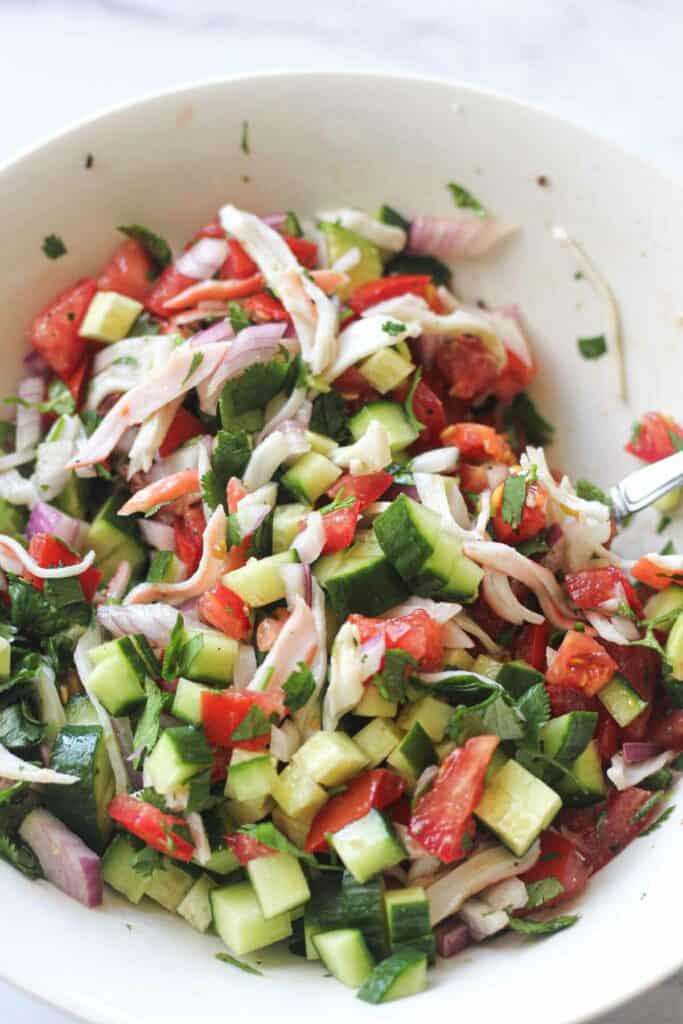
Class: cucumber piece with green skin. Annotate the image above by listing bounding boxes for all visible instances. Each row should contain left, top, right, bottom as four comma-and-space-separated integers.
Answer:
359, 348, 414, 394
497, 660, 545, 697
247, 850, 311, 918
222, 551, 297, 607
398, 696, 453, 743
45, 725, 115, 853
145, 727, 213, 795
86, 641, 147, 715
387, 722, 436, 785
332, 810, 405, 884
314, 929, 375, 988
225, 750, 278, 802
211, 881, 292, 954
272, 503, 311, 553
640, 767, 673, 791
281, 452, 342, 504
305, 430, 338, 457
643, 585, 683, 629
354, 718, 403, 767
171, 678, 212, 725
319, 222, 383, 300
314, 530, 407, 618
384, 887, 435, 963
102, 835, 148, 904
0, 636, 10, 680
65, 694, 100, 726
87, 495, 146, 583
177, 874, 218, 932
293, 731, 368, 787
146, 858, 196, 912
0, 498, 27, 541
147, 550, 185, 584
305, 873, 387, 961
474, 758, 562, 856
557, 740, 607, 807
666, 614, 683, 680
183, 628, 238, 685
349, 401, 419, 453
354, 683, 398, 718
357, 949, 428, 1004
55, 474, 90, 521
202, 808, 242, 875
598, 674, 648, 727
541, 711, 598, 767
272, 763, 328, 820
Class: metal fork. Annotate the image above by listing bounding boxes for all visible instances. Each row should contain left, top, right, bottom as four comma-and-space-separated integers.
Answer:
609, 450, 683, 521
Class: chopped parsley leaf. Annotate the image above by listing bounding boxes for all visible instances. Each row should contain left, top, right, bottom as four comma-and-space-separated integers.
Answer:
241, 120, 250, 155
448, 182, 486, 217
577, 334, 607, 359
382, 320, 406, 336
42, 234, 67, 259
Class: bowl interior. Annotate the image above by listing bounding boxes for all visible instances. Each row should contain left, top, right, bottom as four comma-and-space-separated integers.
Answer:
1, 71, 682, 1024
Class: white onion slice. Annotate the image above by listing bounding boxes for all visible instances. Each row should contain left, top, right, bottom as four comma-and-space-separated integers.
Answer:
0, 741, 77, 785
410, 448, 459, 475
292, 511, 325, 564
175, 238, 229, 280
139, 519, 177, 552
607, 749, 677, 790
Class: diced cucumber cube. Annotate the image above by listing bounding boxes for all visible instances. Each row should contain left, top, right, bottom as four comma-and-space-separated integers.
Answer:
247, 851, 311, 918
0, 636, 10, 680
354, 683, 397, 718
359, 348, 414, 394
79, 291, 143, 343
223, 551, 297, 607
225, 751, 278, 802
398, 696, 453, 743
387, 722, 436, 784
271, 807, 312, 850
272, 763, 328, 820
177, 874, 218, 932
145, 727, 212, 795
281, 452, 342, 504
384, 886, 435, 961
226, 796, 274, 825
147, 550, 185, 584
102, 835, 148, 904
357, 949, 427, 1004
146, 858, 195, 912
319, 221, 383, 300
541, 711, 597, 767
272, 503, 311, 554
314, 530, 407, 618
475, 759, 562, 856
183, 628, 238, 685
666, 614, 683, 680
598, 675, 648, 727
350, 401, 418, 453
171, 678, 211, 725
558, 740, 607, 807
293, 732, 368, 787
211, 881, 292, 954
643, 585, 683, 628
314, 928, 375, 988
87, 647, 146, 716
354, 719, 403, 767
444, 649, 475, 670
331, 809, 405, 884
304, 430, 338, 457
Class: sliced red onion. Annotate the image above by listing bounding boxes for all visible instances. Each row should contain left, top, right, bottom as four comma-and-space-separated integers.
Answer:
442, 620, 475, 649
460, 898, 510, 941
97, 602, 180, 646
408, 212, 516, 261
607, 749, 677, 790
0, 741, 77, 784
19, 808, 103, 907
175, 237, 229, 280
621, 742, 664, 764
177, 596, 201, 624
139, 519, 176, 552
235, 501, 271, 538
199, 325, 288, 407
547, 523, 563, 547
410, 448, 459, 475
482, 570, 544, 626
105, 560, 132, 602
262, 213, 287, 229
234, 642, 258, 688
435, 920, 471, 958
188, 317, 234, 348
26, 502, 88, 549
23, 349, 50, 377
584, 610, 638, 645
451, 611, 503, 655
281, 562, 307, 610
173, 305, 228, 326
15, 376, 43, 453
258, 388, 311, 442
359, 632, 386, 683
292, 511, 325, 565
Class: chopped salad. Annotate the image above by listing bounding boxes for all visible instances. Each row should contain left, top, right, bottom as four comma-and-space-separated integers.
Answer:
1, 191, 682, 1004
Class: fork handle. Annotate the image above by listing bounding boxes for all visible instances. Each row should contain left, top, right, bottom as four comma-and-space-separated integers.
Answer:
609, 450, 683, 520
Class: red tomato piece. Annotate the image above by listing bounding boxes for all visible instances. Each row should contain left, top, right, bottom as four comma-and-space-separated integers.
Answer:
409, 735, 500, 863
632, 557, 683, 591
284, 235, 318, 269
242, 292, 290, 323
173, 505, 206, 575
492, 481, 548, 545
219, 239, 258, 280
146, 266, 196, 318
332, 366, 379, 399
595, 712, 621, 763
441, 423, 515, 465
545, 683, 597, 718
25, 533, 102, 602
626, 412, 683, 463
545, 631, 618, 696
199, 583, 251, 641
494, 348, 536, 402
201, 689, 285, 750
29, 278, 97, 379
650, 709, 683, 749
435, 335, 500, 401
348, 275, 431, 316
305, 769, 406, 853
560, 787, 660, 872
514, 620, 550, 673
458, 462, 490, 495
225, 833, 276, 865
193, 219, 225, 240
63, 356, 92, 410
159, 407, 204, 457
97, 238, 155, 302
393, 377, 447, 449
519, 830, 590, 908
108, 794, 194, 862
320, 503, 360, 554
564, 566, 643, 618
210, 746, 231, 784
349, 608, 445, 671
327, 471, 394, 511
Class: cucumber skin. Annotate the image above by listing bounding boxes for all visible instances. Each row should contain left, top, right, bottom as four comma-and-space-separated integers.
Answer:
357, 949, 427, 1004
305, 874, 387, 961
46, 726, 114, 853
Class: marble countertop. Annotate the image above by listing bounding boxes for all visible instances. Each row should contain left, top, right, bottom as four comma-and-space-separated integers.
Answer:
1, 0, 682, 1020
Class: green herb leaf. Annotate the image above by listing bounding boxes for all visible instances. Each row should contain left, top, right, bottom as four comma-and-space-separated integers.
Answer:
231, 704, 270, 742
507, 914, 578, 936
186, 768, 221, 814
516, 536, 550, 557
403, 368, 424, 435
216, 952, 263, 976
667, 428, 683, 453
132, 678, 165, 761
219, 357, 290, 431
228, 302, 252, 334
501, 473, 527, 529
118, 225, 171, 274
525, 877, 564, 909
181, 352, 204, 387
0, 703, 44, 749
640, 803, 675, 836
240, 120, 250, 155
576, 478, 612, 507
131, 845, 165, 879
448, 183, 486, 217
6, 377, 75, 418
377, 204, 410, 235
238, 821, 339, 871
161, 615, 204, 682
577, 335, 607, 360
448, 692, 524, 744
382, 320, 406, 337
283, 663, 316, 712
203, 429, 252, 510
309, 391, 350, 444
515, 683, 551, 744
0, 832, 42, 879
284, 211, 303, 237
376, 650, 416, 702
384, 252, 452, 287
42, 234, 67, 259
660, 539, 677, 556
126, 312, 161, 338
503, 392, 555, 448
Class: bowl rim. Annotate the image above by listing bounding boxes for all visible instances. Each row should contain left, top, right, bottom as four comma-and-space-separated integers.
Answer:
0, 67, 681, 1024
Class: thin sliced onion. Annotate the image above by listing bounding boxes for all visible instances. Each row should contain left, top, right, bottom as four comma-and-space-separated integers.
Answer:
622, 741, 663, 764
15, 376, 43, 452
244, 426, 309, 491
249, 595, 318, 692
584, 610, 638, 645
105, 561, 132, 603
188, 317, 235, 348
97, 602, 180, 647
186, 812, 211, 866
454, 611, 504, 655
258, 388, 311, 443
442, 621, 475, 649
381, 595, 462, 624
0, 741, 77, 785
607, 749, 676, 790
292, 511, 325, 564
175, 238, 229, 280
359, 632, 386, 683
0, 448, 37, 472
19, 809, 103, 907
233, 643, 258, 688
26, 502, 88, 549
139, 519, 176, 552
482, 570, 544, 626
427, 841, 540, 925
460, 898, 510, 941
410, 448, 459, 474
481, 876, 528, 911
270, 719, 302, 762
408, 212, 516, 261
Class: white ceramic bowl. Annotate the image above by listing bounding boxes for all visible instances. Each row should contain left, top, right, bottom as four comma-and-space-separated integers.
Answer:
1, 72, 682, 1024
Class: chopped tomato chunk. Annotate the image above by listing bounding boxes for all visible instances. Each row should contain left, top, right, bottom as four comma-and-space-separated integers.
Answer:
492, 480, 548, 545
435, 335, 500, 401
519, 830, 590, 908
225, 833, 276, 865
494, 348, 536, 402
441, 423, 514, 464
219, 238, 258, 279
626, 412, 683, 463
29, 278, 97, 379
327, 471, 393, 511
564, 566, 643, 618
146, 266, 195, 318
650, 709, 683, 749
545, 631, 617, 696
305, 769, 406, 853
409, 735, 500, 863
201, 689, 284, 750
159, 407, 204, 457
320, 503, 360, 553
284, 235, 318, 268
108, 794, 194, 862
173, 505, 206, 575
97, 238, 155, 302
560, 787, 661, 872
514, 620, 550, 672
199, 583, 251, 641
349, 608, 445, 671
632, 557, 683, 591
348, 275, 431, 316
63, 356, 92, 409
242, 291, 290, 323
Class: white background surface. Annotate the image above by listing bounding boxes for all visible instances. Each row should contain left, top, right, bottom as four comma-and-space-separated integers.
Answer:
1, 1, 682, 1021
